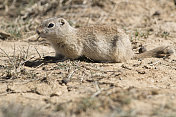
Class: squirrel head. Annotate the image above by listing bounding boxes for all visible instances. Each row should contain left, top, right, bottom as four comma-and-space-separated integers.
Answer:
36, 17, 73, 39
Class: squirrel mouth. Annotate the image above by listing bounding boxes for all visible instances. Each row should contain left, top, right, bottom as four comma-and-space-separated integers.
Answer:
36, 29, 47, 38
36, 29, 41, 35
36, 36, 40, 41
36, 27, 46, 37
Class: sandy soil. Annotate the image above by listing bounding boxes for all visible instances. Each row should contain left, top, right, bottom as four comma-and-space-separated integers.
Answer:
0, 0, 176, 117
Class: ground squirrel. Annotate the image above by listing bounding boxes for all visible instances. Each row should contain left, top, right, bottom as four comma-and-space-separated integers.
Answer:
36, 17, 174, 62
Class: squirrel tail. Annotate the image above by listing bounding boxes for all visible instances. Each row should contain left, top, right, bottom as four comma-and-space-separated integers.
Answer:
133, 46, 174, 59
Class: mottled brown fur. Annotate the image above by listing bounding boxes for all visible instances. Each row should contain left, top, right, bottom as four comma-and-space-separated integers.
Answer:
36, 17, 174, 62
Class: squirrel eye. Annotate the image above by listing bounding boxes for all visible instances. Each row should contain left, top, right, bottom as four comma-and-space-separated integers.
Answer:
48, 23, 54, 28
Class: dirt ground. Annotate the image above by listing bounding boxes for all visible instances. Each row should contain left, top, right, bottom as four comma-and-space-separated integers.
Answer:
0, 0, 176, 117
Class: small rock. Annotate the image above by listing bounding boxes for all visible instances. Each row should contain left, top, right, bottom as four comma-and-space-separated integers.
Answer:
0, 31, 11, 40
152, 11, 160, 16
139, 46, 147, 53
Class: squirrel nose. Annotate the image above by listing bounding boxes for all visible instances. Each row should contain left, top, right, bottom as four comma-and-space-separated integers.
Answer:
36, 26, 43, 35
36, 29, 41, 35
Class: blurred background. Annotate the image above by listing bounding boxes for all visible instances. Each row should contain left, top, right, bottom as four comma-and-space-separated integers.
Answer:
0, 0, 176, 41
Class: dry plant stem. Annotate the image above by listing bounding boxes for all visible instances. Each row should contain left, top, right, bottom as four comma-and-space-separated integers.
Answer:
80, 73, 85, 83
4, 0, 8, 12
44, 71, 55, 80
86, 14, 91, 25
11, 0, 16, 8
34, 47, 42, 59
95, 81, 100, 91
12, 44, 16, 68
25, 45, 30, 59
62, 69, 76, 84
64, 0, 72, 6
91, 81, 102, 98
91, 90, 102, 98
0, 47, 15, 67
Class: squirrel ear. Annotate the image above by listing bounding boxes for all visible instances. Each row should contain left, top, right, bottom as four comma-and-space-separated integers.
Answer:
59, 19, 65, 26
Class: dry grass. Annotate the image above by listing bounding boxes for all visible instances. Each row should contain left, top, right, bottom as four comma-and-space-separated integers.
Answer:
0, 102, 52, 117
